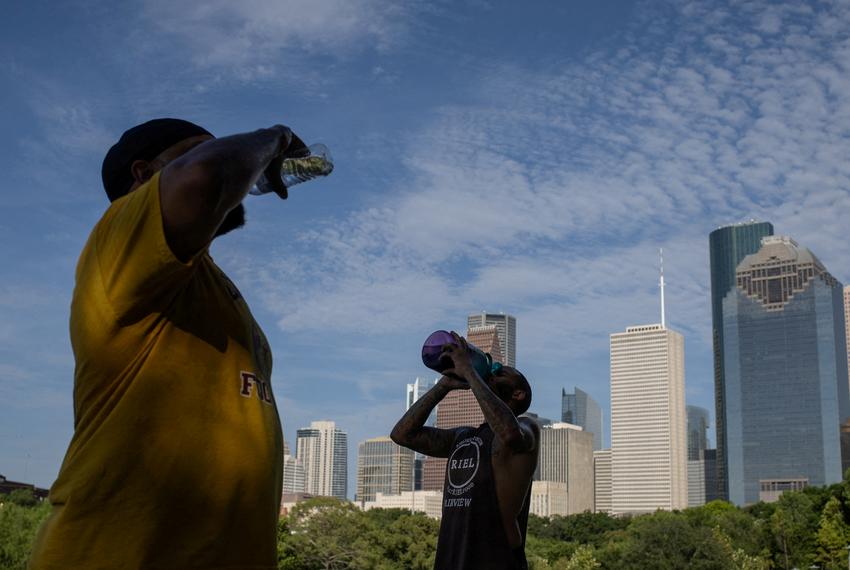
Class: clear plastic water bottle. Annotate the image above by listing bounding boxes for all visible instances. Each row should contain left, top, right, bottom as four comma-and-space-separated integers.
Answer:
250, 143, 334, 196
421, 330, 496, 381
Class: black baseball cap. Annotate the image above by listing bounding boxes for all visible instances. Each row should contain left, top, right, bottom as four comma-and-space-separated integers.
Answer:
101, 118, 212, 202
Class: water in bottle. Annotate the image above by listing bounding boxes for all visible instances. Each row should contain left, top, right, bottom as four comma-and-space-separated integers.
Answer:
250, 143, 334, 195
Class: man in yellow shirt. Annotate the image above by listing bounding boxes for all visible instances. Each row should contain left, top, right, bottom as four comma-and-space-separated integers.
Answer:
29, 119, 303, 569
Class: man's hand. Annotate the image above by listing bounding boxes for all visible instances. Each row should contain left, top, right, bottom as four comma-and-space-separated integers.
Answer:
262, 127, 308, 200
440, 331, 476, 381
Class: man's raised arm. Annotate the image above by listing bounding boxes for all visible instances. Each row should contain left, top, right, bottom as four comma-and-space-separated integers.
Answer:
390, 377, 466, 458
158, 126, 303, 261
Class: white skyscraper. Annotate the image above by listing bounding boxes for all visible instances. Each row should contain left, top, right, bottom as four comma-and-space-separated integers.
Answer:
282, 454, 306, 494
593, 449, 612, 514
610, 323, 687, 514
467, 312, 517, 367
296, 421, 348, 500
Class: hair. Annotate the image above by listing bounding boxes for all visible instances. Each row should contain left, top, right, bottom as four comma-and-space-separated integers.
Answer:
497, 366, 532, 416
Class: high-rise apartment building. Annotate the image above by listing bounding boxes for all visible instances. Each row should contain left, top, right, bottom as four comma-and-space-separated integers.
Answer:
296, 421, 348, 500
356, 436, 414, 505
422, 323, 505, 491
533, 423, 594, 514
467, 312, 516, 367
722, 236, 850, 505
593, 449, 612, 515
710, 221, 774, 500
562, 387, 604, 450
610, 324, 687, 514
686, 405, 710, 461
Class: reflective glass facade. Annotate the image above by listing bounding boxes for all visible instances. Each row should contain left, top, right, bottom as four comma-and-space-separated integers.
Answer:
686, 405, 710, 461
723, 241, 849, 505
709, 221, 774, 499
562, 387, 604, 451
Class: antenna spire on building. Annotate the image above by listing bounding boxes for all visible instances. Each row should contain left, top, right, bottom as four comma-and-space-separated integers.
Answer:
660, 248, 666, 328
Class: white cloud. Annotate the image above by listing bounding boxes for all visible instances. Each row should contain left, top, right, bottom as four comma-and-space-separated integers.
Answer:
137, 0, 427, 74
236, 0, 850, 358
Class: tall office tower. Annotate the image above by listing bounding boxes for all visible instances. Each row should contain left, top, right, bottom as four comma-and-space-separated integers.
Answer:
355, 436, 414, 505
722, 236, 849, 505
296, 421, 348, 500
610, 324, 687, 514
407, 377, 437, 416
406, 376, 437, 490
686, 406, 710, 461
533, 423, 594, 514
467, 312, 517, 367
593, 449, 612, 514
845, 286, 850, 388
282, 454, 306, 494
562, 387, 604, 451
710, 221, 774, 500
422, 324, 506, 491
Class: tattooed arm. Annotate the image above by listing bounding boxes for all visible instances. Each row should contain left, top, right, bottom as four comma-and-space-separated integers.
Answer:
390, 377, 468, 458
441, 332, 537, 454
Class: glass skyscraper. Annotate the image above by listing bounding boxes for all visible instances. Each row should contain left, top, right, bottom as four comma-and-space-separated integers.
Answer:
709, 220, 774, 499
561, 387, 604, 451
722, 236, 849, 505
686, 405, 710, 461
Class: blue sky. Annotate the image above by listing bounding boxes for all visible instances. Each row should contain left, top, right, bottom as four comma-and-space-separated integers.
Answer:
2, 0, 849, 498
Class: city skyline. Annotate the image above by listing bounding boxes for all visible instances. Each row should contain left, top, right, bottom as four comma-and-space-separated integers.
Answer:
3, 0, 850, 506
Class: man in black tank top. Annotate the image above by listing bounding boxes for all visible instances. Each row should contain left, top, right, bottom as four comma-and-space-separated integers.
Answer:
391, 331, 540, 570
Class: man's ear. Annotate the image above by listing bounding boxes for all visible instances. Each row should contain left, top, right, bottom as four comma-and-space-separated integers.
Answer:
512, 389, 527, 402
130, 159, 156, 184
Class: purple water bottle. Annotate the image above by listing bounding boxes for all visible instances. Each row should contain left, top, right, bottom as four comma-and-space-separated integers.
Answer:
421, 330, 495, 381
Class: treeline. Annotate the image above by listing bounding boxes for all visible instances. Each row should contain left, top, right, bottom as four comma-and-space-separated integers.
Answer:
4, 477, 850, 569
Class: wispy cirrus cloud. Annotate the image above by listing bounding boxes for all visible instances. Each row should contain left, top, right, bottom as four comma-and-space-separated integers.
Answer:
231, 0, 850, 367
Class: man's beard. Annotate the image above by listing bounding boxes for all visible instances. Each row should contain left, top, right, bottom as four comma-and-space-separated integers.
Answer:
215, 203, 246, 237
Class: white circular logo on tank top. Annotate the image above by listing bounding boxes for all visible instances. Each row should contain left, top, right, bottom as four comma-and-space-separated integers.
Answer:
447, 439, 481, 490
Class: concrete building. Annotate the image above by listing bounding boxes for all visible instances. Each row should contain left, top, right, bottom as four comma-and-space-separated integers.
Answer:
534, 422, 594, 515
593, 450, 612, 515
467, 312, 516, 367
710, 221, 774, 500
422, 324, 505, 492
530, 481, 569, 517
279, 492, 314, 517
356, 436, 414, 505
282, 454, 306, 494
362, 491, 443, 519
562, 387, 604, 450
686, 449, 720, 507
296, 421, 348, 500
610, 324, 687, 515
722, 236, 849, 505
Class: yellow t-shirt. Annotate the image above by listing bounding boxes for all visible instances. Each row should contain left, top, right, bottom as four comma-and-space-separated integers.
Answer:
29, 172, 283, 570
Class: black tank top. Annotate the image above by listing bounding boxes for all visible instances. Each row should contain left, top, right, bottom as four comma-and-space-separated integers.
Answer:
433, 423, 531, 570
